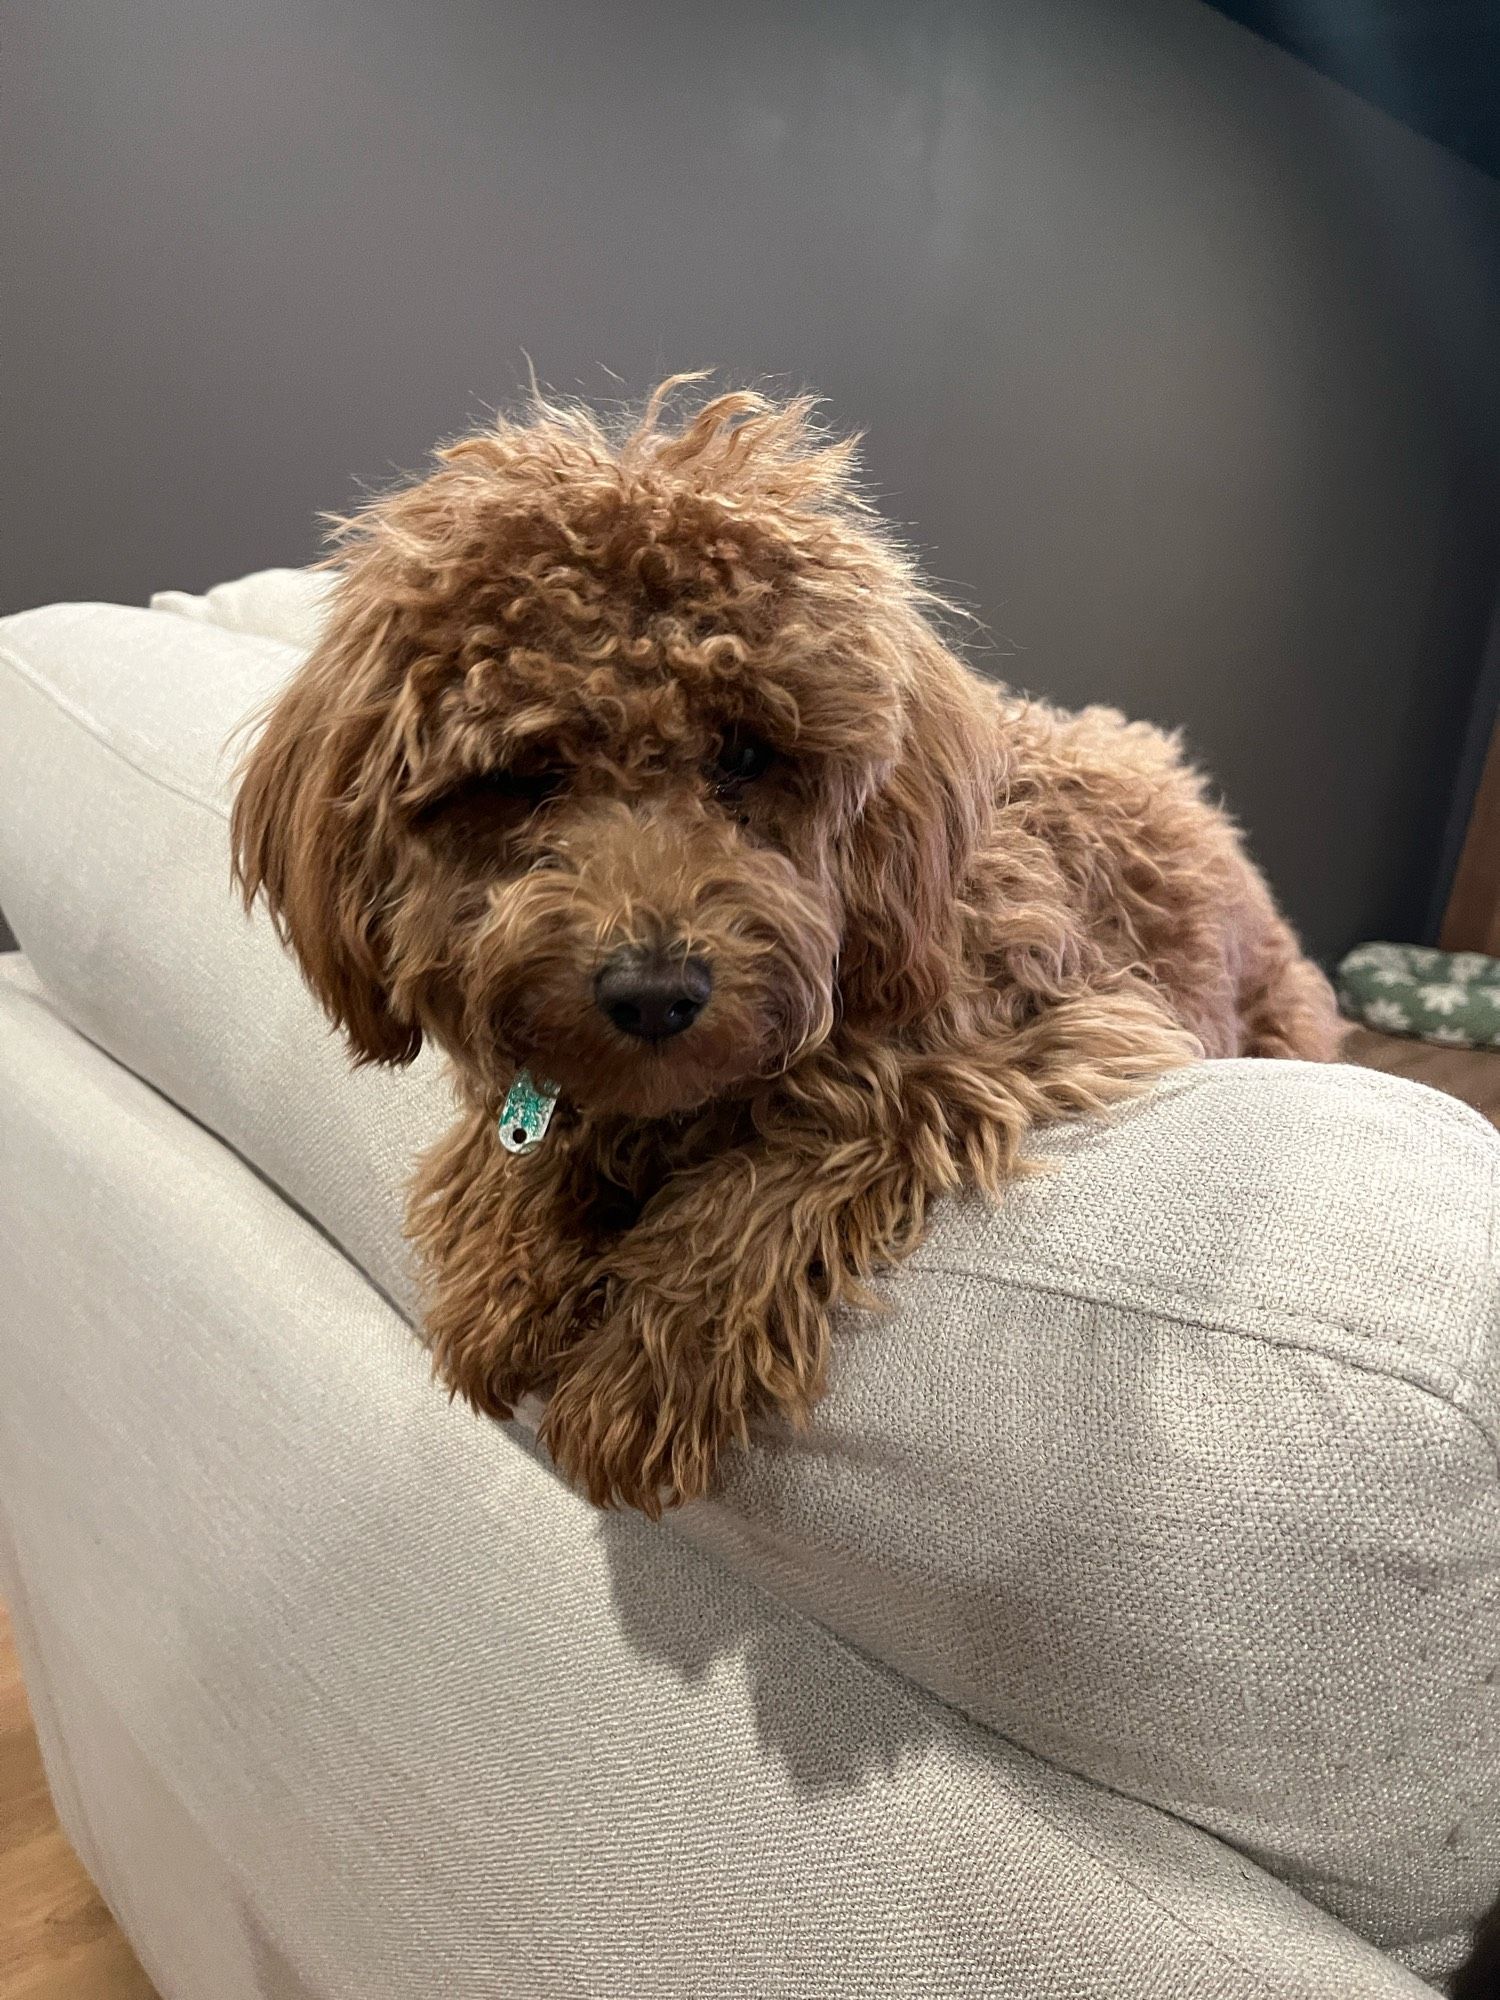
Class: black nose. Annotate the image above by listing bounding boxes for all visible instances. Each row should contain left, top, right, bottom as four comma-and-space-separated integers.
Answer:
594, 949, 712, 1042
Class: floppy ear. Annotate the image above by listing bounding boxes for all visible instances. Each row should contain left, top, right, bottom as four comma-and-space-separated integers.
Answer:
835, 631, 996, 1029
230, 589, 423, 1066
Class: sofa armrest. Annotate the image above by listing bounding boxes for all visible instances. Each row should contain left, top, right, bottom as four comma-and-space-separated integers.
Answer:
0, 965, 1440, 2000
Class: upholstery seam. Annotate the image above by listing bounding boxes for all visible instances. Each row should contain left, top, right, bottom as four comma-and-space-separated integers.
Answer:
853, 1679, 1288, 1996
0, 633, 233, 824
1025, 1056, 1500, 1156
661, 1519, 1352, 1998
1076, 1055, 1494, 1142
1465, 1143, 1500, 1383
903, 1259, 1500, 1475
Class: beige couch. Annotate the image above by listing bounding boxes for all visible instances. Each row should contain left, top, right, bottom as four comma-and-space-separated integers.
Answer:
0, 574, 1496, 1997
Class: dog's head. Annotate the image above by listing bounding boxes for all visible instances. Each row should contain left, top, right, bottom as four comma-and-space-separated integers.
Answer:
232, 382, 994, 1119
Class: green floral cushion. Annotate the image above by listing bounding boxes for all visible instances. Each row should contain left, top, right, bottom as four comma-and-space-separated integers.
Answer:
1337, 942, 1500, 1050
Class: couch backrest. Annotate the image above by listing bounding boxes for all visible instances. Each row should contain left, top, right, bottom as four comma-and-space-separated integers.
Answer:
1, 578, 1495, 1978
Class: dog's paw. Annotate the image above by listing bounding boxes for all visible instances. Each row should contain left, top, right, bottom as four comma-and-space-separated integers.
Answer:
426, 1258, 614, 1427
537, 1298, 737, 1516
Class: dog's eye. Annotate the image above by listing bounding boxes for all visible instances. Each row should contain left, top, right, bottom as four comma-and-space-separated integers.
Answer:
419, 767, 562, 821
713, 731, 775, 786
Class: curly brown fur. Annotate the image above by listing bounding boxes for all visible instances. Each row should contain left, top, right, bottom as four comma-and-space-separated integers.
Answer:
232, 378, 1341, 1515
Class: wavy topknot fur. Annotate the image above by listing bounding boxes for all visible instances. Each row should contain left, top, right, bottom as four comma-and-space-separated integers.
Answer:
232, 377, 1341, 1514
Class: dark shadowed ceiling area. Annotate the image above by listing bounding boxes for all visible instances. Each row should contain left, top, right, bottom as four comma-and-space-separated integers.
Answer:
1208, 2, 1500, 181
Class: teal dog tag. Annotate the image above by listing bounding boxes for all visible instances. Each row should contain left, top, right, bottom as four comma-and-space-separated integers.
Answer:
499, 1069, 560, 1154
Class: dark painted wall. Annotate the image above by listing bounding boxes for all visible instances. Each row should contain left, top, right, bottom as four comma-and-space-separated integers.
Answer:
1207, 1, 1500, 183
4, 0, 1499, 962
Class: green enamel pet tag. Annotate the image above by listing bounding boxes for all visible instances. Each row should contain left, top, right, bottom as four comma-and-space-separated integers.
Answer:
499, 1069, 560, 1155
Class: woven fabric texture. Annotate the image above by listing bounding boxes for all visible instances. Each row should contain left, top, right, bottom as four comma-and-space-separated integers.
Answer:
0, 963, 1442, 1999
1, 586, 1497, 1987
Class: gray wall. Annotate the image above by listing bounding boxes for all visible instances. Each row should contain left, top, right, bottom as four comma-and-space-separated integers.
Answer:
5, 0, 1499, 962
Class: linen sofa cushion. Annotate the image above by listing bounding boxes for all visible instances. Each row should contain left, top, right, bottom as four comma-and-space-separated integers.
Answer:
0, 582, 1495, 1979
149, 563, 335, 650
0, 594, 447, 1316
0, 959, 1439, 2000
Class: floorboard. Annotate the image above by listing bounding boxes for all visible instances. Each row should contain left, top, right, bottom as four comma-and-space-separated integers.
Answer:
0, 1606, 157, 2000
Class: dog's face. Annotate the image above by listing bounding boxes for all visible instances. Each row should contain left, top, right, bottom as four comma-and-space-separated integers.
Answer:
234, 387, 989, 1119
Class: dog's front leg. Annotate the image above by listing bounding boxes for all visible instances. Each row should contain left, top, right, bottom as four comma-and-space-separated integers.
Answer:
538, 988, 1194, 1514
535, 1130, 917, 1516
410, 1107, 615, 1421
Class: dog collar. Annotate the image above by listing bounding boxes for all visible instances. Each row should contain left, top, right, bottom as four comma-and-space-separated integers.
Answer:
499, 1069, 561, 1154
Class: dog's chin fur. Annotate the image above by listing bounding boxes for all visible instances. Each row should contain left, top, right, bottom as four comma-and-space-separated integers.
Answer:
232, 376, 1343, 1516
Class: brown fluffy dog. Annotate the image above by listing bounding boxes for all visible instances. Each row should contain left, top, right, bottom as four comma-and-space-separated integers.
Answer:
233, 380, 1340, 1515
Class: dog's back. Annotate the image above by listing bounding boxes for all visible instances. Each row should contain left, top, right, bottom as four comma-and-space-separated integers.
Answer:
993, 696, 1342, 1062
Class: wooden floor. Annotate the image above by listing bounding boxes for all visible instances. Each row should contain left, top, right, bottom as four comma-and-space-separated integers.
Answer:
0, 1605, 157, 2000
0, 1027, 1496, 1999
1342, 1025, 1500, 1126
